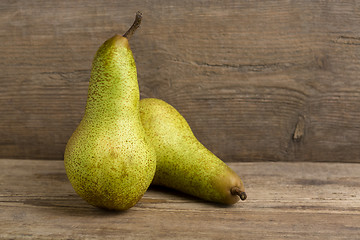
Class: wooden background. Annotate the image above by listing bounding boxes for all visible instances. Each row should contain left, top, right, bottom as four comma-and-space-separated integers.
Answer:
1, 0, 360, 162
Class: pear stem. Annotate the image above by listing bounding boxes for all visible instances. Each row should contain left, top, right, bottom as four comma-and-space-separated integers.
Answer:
231, 187, 247, 201
123, 11, 142, 39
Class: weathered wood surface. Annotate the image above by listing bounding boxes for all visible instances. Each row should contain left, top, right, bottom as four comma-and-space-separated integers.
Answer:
0, 159, 359, 239
1, 1, 360, 161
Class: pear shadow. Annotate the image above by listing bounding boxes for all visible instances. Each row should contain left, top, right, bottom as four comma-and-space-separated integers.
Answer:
23, 194, 131, 217
147, 185, 203, 202
147, 185, 241, 209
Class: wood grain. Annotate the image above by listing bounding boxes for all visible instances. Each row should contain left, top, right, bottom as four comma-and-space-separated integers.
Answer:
0, 159, 359, 239
0, 0, 360, 161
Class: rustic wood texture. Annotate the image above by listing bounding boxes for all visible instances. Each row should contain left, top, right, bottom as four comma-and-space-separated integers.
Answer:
0, 159, 359, 239
1, 1, 360, 161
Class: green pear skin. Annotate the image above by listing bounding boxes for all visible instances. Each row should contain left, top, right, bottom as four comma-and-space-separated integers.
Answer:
139, 98, 246, 204
64, 13, 156, 211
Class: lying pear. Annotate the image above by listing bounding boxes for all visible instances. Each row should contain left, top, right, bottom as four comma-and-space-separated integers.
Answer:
64, 12, 156, 210
139, 98, 246, 204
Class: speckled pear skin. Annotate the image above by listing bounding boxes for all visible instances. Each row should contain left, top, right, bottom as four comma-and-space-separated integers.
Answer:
139, 98, 245, 205
64, 35, 156, 211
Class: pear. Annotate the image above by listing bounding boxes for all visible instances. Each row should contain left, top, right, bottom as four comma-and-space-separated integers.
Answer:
64, 12, 156, 211
139, 98, 246, 205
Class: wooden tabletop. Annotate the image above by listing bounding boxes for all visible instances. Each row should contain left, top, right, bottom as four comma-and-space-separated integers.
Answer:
1, 159, 359, 239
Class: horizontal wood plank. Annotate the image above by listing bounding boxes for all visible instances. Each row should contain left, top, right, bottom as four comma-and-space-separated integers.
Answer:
0, 159, 359, 239
1, 1, 360, 161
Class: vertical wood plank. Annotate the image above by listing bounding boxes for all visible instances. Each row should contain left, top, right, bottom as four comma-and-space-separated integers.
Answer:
0, 0, 359, 161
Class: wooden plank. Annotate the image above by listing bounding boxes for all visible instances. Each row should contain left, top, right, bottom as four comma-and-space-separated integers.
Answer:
0, 159, 359, 239
0, 1, 360, 161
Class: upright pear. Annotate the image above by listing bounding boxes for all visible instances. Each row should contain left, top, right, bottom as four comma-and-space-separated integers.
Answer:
139, 98, 246, 205
64, 12, 156, 211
